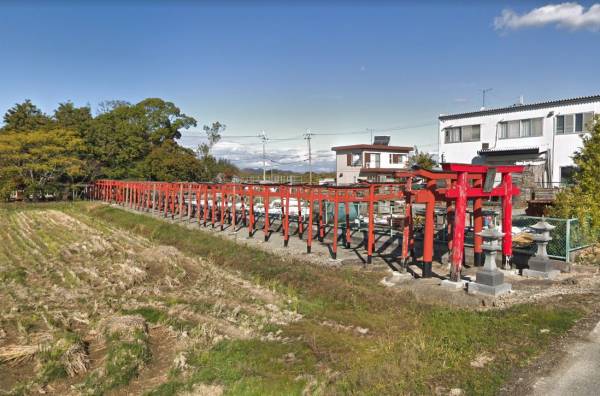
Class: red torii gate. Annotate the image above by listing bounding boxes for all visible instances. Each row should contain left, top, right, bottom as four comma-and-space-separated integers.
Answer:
443, 163, 523, 281
396, 164, 523, 281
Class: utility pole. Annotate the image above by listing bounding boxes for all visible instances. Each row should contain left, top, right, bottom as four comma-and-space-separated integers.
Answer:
259, 130, 268, 181
481, 88, 493, 109
304, 129, 313, 184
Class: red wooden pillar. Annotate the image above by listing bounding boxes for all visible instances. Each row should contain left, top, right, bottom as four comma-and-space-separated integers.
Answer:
220, 185, 226, 230
297, 188, 303, 238
501, 172, 513, 269
128, 183, 132, 208
196, 186, 201, 224
307, 188, 314, 253
136, 184, 140, 210
367, 184, 375, 264
211, 187, 216, 227
203, 185, 209, 226
284, 186, 290, 247
248, 186, 254, 237
164, 185, 168, 217
344, 190, 351, 249
231, 185, 237, 230
450, 171, 468, 282
280, 187, 286, 237
318, 192, 324, 242
446, 180, 454, 255
178, 184, 184, 221
332, 190, 339, 259
171, 187, 176, 218
187, 184, 193, 222
422, 182, 435, 277
473, 177, 484, 266
264, 186, 270, 241
401, 196, 413, 270
241, 186, 247, 227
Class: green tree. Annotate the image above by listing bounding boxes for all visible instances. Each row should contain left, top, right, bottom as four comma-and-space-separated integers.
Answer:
84, 98, 197, 179
552, 116, 600, 236
97, 100, 130, 114
0, 128, 85, 200
136, 140, 205, 182
2, 100, 52, 132
137, 98, 197, 145
198, 121, 225, 158
54, 102, 93, 132
408, 149, 437, 170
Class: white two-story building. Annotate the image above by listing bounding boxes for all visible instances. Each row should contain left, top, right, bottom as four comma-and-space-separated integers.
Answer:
332, 139, 413, 184
438, 95, 599, 187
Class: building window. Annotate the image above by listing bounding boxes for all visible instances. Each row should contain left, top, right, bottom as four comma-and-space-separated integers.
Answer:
444, 125, 480, 143
346, 152, 362, 166
364, 153, 380, 168
498, 118, 542, 139
389, 153, 403, 164
560, 166, 576, 186
556, 112, 594, 134
556, 115, 564, 134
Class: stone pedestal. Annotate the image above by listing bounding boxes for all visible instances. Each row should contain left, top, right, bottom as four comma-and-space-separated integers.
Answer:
523, 219, 559, 280
468, 227, 512, 297
441, 279, 467, 289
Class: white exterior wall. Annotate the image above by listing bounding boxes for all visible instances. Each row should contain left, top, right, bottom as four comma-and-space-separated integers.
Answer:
334, 150, 409, 184
438, 101, 600, 184
335, 150, 361, 184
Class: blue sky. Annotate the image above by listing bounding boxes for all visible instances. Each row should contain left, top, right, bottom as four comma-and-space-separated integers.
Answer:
1, 1, 599, 170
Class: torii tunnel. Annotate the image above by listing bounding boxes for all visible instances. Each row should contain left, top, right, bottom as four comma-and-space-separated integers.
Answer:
92, 163, 523, 281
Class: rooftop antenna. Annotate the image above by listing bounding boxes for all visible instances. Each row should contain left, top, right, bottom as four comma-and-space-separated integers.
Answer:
481, 88, 493, 109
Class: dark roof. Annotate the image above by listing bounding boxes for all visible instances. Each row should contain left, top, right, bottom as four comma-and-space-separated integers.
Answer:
477, 147, 543, 156
439, 94, 600, 121
331, 144, 413, 152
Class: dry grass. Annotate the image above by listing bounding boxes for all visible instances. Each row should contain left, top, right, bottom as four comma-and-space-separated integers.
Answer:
0, 344, 44, 366
0, 202, 593, 395
0, 204, 303, 394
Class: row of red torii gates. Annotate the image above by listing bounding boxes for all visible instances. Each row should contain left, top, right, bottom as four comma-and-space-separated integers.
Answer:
93, 164, 523, 282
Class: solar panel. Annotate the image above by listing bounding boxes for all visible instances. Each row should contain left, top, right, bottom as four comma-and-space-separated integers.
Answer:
373, 135, 390, 145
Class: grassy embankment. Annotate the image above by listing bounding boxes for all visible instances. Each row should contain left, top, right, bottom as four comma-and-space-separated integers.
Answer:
0, 202, 584, 395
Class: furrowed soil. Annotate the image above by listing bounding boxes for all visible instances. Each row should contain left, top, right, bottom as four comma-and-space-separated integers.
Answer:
0, 202, 598, 396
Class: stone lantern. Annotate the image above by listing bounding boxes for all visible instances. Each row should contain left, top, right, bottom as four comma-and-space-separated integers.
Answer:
468, 227, 512, 296
523, 218, 559, 279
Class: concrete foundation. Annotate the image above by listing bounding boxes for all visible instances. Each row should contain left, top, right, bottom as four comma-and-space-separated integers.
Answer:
441, 279, 467, 290
468, 281, 512, 296
523, 268, 560, 280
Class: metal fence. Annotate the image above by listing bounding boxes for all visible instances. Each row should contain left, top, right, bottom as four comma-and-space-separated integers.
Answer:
511, 216, 591, 262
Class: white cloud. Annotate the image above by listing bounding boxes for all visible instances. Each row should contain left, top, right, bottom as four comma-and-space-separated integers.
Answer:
494, 2, 600, 31
186, 140, 335, 172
